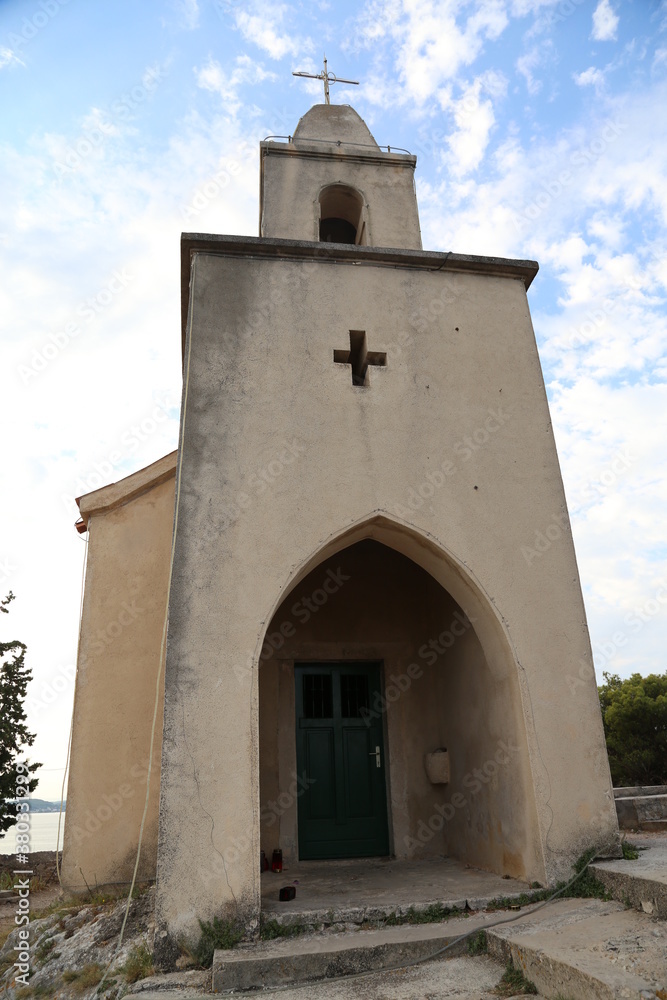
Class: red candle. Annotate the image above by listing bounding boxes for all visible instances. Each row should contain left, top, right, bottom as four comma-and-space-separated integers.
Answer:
271, 849, 283, 873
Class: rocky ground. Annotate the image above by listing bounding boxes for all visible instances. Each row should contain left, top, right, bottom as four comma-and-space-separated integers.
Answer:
0, 867, 210, 1000
0, 861, 542, 1000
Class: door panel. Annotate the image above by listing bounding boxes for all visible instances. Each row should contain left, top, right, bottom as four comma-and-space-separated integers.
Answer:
304, 730, 336, 820
295, 662, 389, 859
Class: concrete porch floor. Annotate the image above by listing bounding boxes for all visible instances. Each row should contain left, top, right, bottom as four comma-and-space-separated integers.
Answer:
261, 855, 532, 925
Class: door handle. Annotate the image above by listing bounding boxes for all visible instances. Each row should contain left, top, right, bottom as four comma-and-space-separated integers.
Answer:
369, 745, 381, 768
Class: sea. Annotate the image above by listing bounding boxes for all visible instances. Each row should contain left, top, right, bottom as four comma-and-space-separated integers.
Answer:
0, 812, 65, 855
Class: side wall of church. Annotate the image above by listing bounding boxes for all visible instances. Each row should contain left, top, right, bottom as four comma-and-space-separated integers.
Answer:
61, 473, 175, 890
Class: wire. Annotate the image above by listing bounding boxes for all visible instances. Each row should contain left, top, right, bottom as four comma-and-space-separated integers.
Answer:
244, 842, 617, 995
56, 530, 88, 884
98, 255, 197, 988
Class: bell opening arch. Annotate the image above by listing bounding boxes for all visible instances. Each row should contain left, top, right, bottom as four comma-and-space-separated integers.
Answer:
318, 183, 368, 245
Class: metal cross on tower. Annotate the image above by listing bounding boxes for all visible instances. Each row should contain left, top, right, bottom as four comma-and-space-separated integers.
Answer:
292, 56, 359, 105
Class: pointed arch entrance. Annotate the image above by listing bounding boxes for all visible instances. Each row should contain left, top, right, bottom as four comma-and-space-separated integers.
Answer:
258, 517, 543, 883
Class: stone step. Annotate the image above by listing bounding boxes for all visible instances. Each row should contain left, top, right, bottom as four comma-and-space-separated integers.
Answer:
486, 897, 667, 1000
616, 794, 667, 829
212, 912, 497, 992
591, 841, 667, 918
211, 898, 667, 996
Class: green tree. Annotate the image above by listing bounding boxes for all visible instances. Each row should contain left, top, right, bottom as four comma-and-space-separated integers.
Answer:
0, 593, 40, 833
599, 671, 667, 787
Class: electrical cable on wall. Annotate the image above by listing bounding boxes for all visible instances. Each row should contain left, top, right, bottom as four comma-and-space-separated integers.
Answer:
56, 526, 89, 885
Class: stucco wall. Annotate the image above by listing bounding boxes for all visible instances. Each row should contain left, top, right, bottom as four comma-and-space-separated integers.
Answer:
259, 540, 538, 879
155, 243, 618, 956
260, 145, 421, 250
62, 465, 175, 890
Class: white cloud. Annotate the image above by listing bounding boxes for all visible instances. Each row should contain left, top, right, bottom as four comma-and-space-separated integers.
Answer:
574, 66, 605, 89
0, 46, 25, 70
0, 85, 263, 798
234, 3, 311, 60
352, 0, 509, 107
196, 56, 277, 117
171, 0, 199, 29
441, 72, 506, 177
516, 44, 547, 94
592, 0, 619, 41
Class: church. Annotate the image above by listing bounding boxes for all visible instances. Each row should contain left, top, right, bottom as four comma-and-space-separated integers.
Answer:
61, 98, 620, 962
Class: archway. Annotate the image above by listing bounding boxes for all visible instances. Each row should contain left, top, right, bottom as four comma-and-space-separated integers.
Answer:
318, 183, 366, 244
258, 523, 542, 882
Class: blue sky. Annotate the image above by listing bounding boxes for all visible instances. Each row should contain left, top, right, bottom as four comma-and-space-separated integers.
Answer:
1, 0, 666, 800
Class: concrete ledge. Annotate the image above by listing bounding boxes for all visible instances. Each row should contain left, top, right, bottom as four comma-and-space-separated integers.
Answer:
76, 450, 177, 522
180, 232, 539, 351
212, 914, 492, 993
486, 898, 667, 999
613, 785, 667, 799
591, 842, 667, 918
261, 889, 533, 931
616, 793, 667, 830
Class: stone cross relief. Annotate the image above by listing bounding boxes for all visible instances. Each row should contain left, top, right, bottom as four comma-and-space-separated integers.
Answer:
334, 330, 387, 387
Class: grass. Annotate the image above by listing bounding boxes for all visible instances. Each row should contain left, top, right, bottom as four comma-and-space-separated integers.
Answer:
621, 840, 640, 860
260, 918, 308, 941
35, 936, 57, 964
0, 873, 47, 892
384, 903, 463, 926
494, 959, 538, 996
33, 896, 83, 921
557, 848, 611, 901
194, 916, 245, 967
487, 848, 611, 912
467, 930, 488, 955
119, 943, 154, 983
14, 988, 57, 1000
62, 963, 105, 992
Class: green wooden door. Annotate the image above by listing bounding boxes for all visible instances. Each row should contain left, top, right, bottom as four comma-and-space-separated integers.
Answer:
295, 662, 390, 859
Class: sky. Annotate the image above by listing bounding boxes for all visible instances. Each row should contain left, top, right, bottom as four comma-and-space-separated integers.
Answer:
1, 0, 666, 802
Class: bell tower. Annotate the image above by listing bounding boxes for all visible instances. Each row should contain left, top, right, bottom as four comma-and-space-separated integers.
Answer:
153, 99, 619, 966
260, 104, 422, 249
